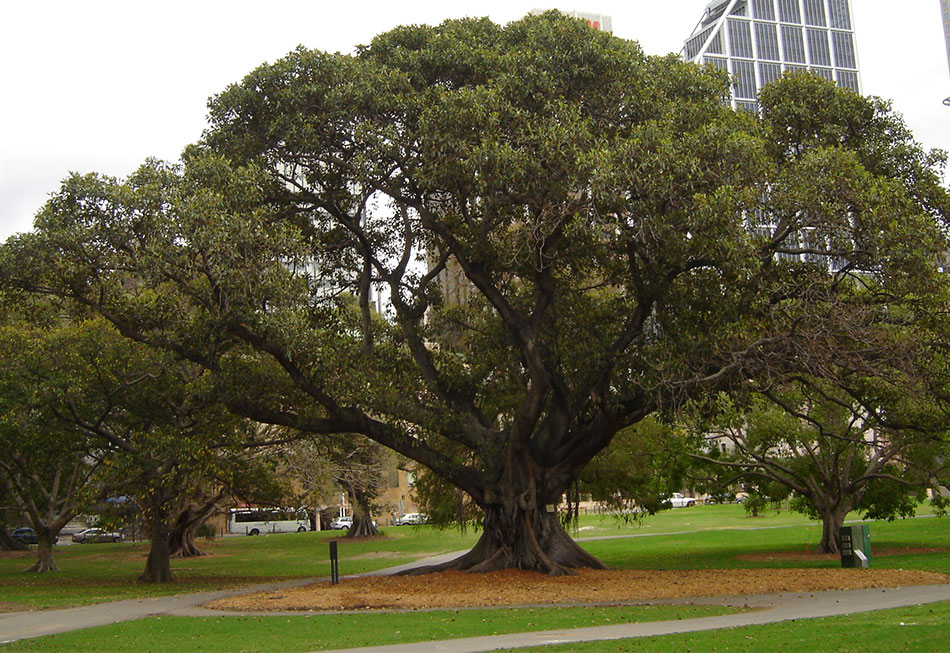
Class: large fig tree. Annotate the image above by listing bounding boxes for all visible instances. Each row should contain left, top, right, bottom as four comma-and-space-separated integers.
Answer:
2, 13, 948, 575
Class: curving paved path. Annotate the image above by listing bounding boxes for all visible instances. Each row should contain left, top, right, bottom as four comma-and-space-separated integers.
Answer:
0, 548, 947, 650
0, 552, 464, 644
320, 584, 950, 652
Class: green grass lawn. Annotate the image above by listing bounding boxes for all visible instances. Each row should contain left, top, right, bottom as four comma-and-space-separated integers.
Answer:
0, 526, 479, 610
514, 601, 950, 652
0, 504, 946, 651
0, 604, 742, 652
573, 501, 817, 536
3, 505, 947, 610
581, 509, 950, 574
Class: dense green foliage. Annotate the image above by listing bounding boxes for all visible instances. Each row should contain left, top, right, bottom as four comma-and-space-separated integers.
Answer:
578, 417, 693, 517
0, 305, 270, 581
692, 380, 949, 553
1, 12, 947, 573
0, 304, 104, 570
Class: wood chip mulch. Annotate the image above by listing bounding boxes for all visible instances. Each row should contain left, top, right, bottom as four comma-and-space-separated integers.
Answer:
206, 567, 949, 613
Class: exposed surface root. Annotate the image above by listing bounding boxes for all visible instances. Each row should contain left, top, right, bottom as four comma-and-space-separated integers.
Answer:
398, 530, 609, 577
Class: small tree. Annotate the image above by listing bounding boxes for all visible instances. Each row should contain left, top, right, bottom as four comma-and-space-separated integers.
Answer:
34, 318, 258, 582
331, 437, 393, 538
0, 305, 105, 572
695, 382, 949, 553
269, 433, 392, 537
268, 437, 335, 531
578, 417, 692, 519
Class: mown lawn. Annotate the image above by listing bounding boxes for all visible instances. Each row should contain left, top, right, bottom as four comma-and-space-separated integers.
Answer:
582, 509, 950, 574
3, 505, 947, 610
0, 604, 742, 652
515, 601, 950, 652
0, 504, 946, 651
0, 526, 478, 610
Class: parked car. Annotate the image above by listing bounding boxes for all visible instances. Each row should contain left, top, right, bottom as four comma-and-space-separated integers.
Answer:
394, 513, 427, 526
704, 491, 736, 505
71, 528, 123, 544
329, 515, 377, 530
664, 492, 697, 508
11, 527, 38, 545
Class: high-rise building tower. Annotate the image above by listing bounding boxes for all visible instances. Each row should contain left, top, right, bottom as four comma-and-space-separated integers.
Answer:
941, 0, 950, 74
682, 0, 860, 111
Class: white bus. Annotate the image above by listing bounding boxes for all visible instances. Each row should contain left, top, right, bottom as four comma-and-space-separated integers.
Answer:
227, 508, 310, 535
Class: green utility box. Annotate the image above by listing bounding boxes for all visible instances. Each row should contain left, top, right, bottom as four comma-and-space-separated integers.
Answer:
840, 524, 872, 568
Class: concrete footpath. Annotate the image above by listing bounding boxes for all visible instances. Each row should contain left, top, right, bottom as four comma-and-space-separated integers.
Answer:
322, 584, 950, 652
0, 550, 947, 650
0, 552, 463, 644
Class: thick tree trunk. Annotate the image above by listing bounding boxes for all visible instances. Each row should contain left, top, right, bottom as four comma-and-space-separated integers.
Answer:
818, 506, 848, 554
140, 519, 174, 583
168, 506, 207, 558
25, 531, 60, 573
169, 524, 204, 558
343, 485, 378, 539
345, 512, 378, 538
403, 470, 607, 577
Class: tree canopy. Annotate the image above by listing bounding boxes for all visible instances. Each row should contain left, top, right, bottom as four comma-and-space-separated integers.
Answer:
2, 12, 948, 575
693, 379, 949, 553
0, 302, 105, 571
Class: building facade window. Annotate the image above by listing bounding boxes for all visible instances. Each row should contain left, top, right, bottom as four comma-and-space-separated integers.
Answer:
778, 0, 801, 24
728, 18, 755, 58
686, 26, 714, 59
781, 25, 807, 63
755, 22, 781, 61
831, 31, 856, 69
803, 0, 827, 26
732, 59, 757, 98
837, 69, 859, 91
828, 0, 852, 29
683, 0, 860, 107
759, 62, 783, 87
752, 0, 776, 20
807, 28, 832, 66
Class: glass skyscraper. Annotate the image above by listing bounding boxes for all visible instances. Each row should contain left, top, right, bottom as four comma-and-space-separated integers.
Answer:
941, 0, 950, 75
682, 0, 860, 111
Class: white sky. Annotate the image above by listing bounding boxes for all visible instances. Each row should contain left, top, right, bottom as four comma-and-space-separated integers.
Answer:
2, 1, 948, 241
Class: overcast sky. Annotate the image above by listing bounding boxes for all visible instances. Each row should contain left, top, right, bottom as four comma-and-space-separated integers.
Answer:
2, 1, 948, 241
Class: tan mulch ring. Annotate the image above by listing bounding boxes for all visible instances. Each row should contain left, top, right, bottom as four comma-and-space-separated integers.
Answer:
207, 567, 949, 613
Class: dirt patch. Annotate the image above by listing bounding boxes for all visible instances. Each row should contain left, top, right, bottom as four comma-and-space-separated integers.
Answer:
207, 567, 949, 613
736, 547, 948, 563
